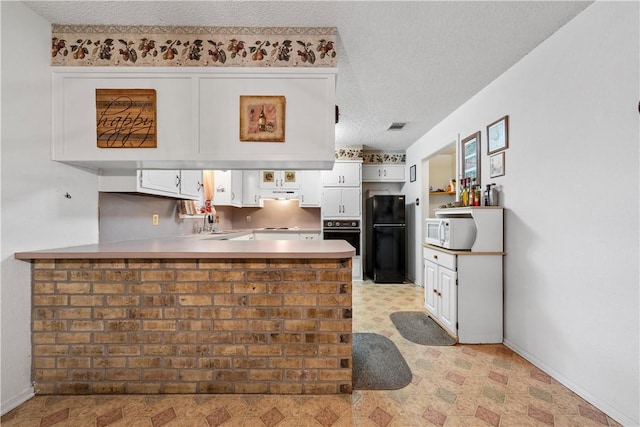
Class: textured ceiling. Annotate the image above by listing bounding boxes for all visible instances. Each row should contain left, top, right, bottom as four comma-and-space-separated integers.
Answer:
24, 1, 591, 151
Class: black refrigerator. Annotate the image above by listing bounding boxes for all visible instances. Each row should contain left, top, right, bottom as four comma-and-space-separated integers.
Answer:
365, 195, 406, 283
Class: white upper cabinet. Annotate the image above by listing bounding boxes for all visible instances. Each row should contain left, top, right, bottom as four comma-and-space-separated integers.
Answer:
242, 170, 261, 207
99, 169, 201, 200
362, 165, 405, 182
212, 170, 241, 207
179, 170, 203, 198
299, 171, 321, 207
52, 68, 336, 171
321, 162, 361, 187
259, 170, 299, 190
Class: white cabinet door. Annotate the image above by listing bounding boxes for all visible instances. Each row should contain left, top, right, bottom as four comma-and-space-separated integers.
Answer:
321, 188, 360, 218
213, 170, 231, 206
382, 165, 405, 181
362, 165, 405, 182
230, 170, 243, 207
341, 187, 361, 217
321, 162, 361, 187
260, 170, 299, 189
242, 170, 261, 207
179, 170, 203, 199
140, 170, 180, 196
438, 266, 457, 335
424, 259, 438, 314
321, 188, 343, 217
299, 171, 321, 207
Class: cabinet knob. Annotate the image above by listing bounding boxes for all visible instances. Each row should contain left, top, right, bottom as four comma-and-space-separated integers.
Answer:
433, 255, 438, 260
433, 289, 437, 294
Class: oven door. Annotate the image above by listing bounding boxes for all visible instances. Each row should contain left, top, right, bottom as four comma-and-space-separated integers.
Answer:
323, 229, 361, 255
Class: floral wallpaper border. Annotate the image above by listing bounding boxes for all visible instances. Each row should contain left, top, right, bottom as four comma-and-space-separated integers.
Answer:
51, 25, 337, 68
335, 147, 363, 161
363, 151, 406, 164
333, 148, 406, 164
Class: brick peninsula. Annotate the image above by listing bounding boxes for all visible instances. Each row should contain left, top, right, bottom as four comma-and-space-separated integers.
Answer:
15, 236, 355, 395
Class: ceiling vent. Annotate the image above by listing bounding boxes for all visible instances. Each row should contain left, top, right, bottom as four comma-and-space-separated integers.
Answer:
387, 122, 407, 131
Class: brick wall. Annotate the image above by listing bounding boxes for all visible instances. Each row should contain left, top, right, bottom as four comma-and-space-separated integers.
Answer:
31, 258, 352, 394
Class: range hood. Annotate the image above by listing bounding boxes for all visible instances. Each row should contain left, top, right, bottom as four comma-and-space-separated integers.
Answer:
259, 189, 300, 200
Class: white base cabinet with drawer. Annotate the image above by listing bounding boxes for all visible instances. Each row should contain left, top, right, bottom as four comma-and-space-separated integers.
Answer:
423, 246, 503, 343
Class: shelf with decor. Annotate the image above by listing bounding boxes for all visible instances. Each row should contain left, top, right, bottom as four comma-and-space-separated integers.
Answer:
429, 191, 456, 196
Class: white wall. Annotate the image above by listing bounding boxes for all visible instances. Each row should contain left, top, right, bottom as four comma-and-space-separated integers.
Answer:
405, 2, 639, 425
0, 2, 99, 413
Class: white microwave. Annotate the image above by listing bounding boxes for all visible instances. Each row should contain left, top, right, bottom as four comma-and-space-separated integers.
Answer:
425, 218, 477, 250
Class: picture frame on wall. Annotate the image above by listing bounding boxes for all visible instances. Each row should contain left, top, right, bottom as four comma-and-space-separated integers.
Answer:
487, 115, 509, 154
490, 152, 505, 178
409, 164, 416, 182
239, 95, 286, 142
461, 131, 481, 186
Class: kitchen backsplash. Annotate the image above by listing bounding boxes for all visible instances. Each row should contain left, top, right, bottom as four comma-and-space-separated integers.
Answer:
98, 193, 320, 242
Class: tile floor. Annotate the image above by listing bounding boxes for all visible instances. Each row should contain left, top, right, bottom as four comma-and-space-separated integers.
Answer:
1, 282, 621, 427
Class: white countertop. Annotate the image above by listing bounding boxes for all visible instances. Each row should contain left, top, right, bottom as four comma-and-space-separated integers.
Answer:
15, 234, 353, 260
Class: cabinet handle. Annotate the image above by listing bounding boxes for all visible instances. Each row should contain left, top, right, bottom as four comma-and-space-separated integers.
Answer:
384, 169, 387, 177
378, 170, 381, 177
175, 175, 181, 188
231, 192, 235, 200
197, 181, 202, 191
254, 195, 258, 203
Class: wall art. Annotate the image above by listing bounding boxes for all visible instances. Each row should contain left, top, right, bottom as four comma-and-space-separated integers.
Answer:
490, 152, 505, 178
410, 164, 416, 182
239, 95, 286, 142
487, 115, 509, 154
95, 89, 157, 148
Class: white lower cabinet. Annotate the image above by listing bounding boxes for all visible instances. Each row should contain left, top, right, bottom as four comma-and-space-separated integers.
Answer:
299, 232, 321, 241
423, 246, 503, 343
253, 232, 301, 241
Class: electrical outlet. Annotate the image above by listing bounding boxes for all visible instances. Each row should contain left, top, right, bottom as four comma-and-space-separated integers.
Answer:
152, 214, 159, 226
246, 215, 251, 222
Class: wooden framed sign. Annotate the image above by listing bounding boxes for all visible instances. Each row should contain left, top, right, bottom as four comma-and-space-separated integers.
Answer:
96, 89, 157, 148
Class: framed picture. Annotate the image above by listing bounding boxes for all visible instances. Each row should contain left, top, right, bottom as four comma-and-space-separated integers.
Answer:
409, 164, 416, 182
490, 152, 505, 178
461, 131, 481, 185
239, 95, 286, 142
262, 171, 275, 183
487, 115, 509, 154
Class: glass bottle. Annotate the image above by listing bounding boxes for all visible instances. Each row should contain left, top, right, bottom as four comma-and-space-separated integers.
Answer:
461, 178, 468, 206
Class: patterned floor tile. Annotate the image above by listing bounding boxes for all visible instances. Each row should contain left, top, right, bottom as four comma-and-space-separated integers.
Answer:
260, 407, 285, 427
1, 283, 626, 427
39, 407, 70, 427
368, 407, 393, 427
205, 407, 232, 427
314, 406, 340, 427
